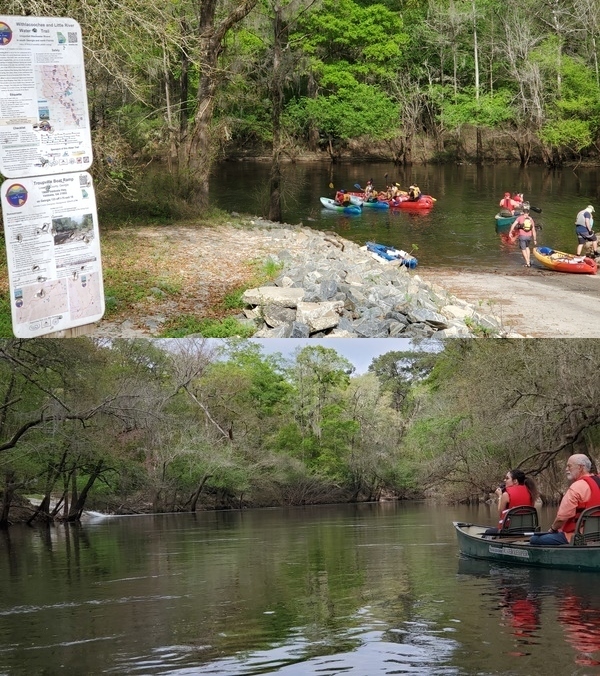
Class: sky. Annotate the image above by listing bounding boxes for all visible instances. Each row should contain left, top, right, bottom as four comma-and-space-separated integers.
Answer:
247, 338, 433, 374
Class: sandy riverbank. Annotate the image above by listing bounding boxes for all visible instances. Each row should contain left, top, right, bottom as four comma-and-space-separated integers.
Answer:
417, 266, 600, 338
82, 223, 600, 339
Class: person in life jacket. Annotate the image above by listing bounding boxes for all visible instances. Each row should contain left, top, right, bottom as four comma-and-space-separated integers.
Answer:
575, 205, 599, 257
499, 192, 519, 215
484, 469, 539, 535
334, 189, 351, 206
530, 454, 600, 546
408, 184, 421, 201
508, 205, 536, 267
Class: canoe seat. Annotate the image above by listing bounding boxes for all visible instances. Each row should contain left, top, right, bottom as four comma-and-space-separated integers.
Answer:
500, 506, 540, 534
573, 506, 600, 546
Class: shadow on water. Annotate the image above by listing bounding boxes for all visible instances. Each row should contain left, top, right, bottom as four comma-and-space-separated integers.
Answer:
210, 162, 600, 272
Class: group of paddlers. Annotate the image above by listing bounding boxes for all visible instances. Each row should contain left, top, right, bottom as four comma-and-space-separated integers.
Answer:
334, 179, 422, 206
499, 191, 599, 262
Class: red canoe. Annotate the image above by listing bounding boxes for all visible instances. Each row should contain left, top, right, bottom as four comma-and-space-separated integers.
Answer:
387, 194, 436, 210
348, 192, 436, 210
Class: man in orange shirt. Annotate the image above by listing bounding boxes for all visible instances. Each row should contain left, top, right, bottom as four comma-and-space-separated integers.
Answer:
530, 454, 600, 545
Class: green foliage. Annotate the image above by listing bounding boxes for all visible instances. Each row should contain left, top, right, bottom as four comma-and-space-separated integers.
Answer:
539, 119, 592, 154
0, 296, 11, 338
295, 0, 407, 79
301, 84, 399, 141
160, 316, 256, 338
440, 89, 514, 130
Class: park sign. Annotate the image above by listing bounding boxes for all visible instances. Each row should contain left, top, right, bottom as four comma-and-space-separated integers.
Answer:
1, 172, 104, 338
0, 15, 92, 177
0, 16, 103, 338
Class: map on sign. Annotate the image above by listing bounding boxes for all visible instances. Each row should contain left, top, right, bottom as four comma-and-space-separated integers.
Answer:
0, 16, 92, 178
1, 172, 105, 338
36, 64, 87, 130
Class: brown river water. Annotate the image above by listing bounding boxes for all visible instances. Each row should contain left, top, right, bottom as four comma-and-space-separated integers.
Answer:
210, 161, 600, 271
1, 502, 599, 675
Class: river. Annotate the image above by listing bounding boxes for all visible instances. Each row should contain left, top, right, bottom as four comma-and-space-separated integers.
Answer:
1, 502, 598, 675
209, 162, 600, 271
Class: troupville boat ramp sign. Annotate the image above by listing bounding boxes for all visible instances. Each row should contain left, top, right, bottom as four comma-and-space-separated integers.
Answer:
0, 16, 104, 337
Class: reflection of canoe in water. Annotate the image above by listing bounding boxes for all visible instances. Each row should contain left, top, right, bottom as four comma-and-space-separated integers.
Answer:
365, 241, 418, 268
319, 197, 361, 215
533, 246, 597, 274
454, 518, 600, 572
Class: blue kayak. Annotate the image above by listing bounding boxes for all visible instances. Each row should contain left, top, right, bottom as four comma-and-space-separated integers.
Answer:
366, 241, 418, 268
348, 192, 389, 209
320, 197, 362, 215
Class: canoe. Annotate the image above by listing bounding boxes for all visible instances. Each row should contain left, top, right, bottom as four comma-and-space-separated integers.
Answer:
347, 192, 389, 209
319, 197, 361, 215
495, 213, 517, 228
454, 521, 600, 572
388, 195, 435, 210
533, 246, 597, 274
365, 241, 418, 268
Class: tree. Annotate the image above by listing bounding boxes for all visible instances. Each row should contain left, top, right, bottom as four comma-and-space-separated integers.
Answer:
185, 0, 259, 208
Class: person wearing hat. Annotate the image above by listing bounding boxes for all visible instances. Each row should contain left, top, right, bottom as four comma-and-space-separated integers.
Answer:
499, 192, 519, 215
508, 204, 537, 267
575, 205, 598, 257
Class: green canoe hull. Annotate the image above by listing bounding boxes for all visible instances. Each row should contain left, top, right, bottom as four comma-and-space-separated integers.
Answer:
495, 214, 517, 228
454, 521, 600, 572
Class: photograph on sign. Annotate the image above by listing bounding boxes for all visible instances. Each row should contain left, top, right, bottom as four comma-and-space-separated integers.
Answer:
1, 172, 104, 337
0, 16, 93, 178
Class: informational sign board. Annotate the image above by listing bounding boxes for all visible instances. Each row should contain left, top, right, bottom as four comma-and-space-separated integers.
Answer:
0, 16, 93, 178
1, 172, 104, 338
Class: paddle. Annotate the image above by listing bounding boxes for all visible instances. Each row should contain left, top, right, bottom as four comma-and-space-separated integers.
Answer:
530, 205, 542, 213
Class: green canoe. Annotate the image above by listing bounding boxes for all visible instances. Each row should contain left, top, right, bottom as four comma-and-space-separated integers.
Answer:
495, 213, 517, 228
454, 520, 600, 572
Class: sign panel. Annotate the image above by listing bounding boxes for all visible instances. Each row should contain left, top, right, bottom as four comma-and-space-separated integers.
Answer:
0, 16, 92, 178
1, 172, 104, 337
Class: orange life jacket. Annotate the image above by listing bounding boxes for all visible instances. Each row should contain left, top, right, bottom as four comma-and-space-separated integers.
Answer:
562, 475, 600, 533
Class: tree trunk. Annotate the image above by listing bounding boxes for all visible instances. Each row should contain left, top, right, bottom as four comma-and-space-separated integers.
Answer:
184, 0, 258, 209
307, 72, 319, 151
268, 5, 284, 222
67, 461, 104, 522
0, 471, 16, 529
190, 474, 213, 512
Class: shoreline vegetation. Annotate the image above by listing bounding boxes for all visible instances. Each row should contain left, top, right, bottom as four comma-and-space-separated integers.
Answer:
4, 0, 600, 221
2, 338, 593, 529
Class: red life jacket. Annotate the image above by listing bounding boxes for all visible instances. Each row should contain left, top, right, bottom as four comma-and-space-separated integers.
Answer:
502, 197, 513, 209
562, 475, 600, 533
498, 484, 533, 527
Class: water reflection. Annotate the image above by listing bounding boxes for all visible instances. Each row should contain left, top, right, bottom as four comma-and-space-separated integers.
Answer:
458, 557, 600, 670
2, 504, 600, 674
